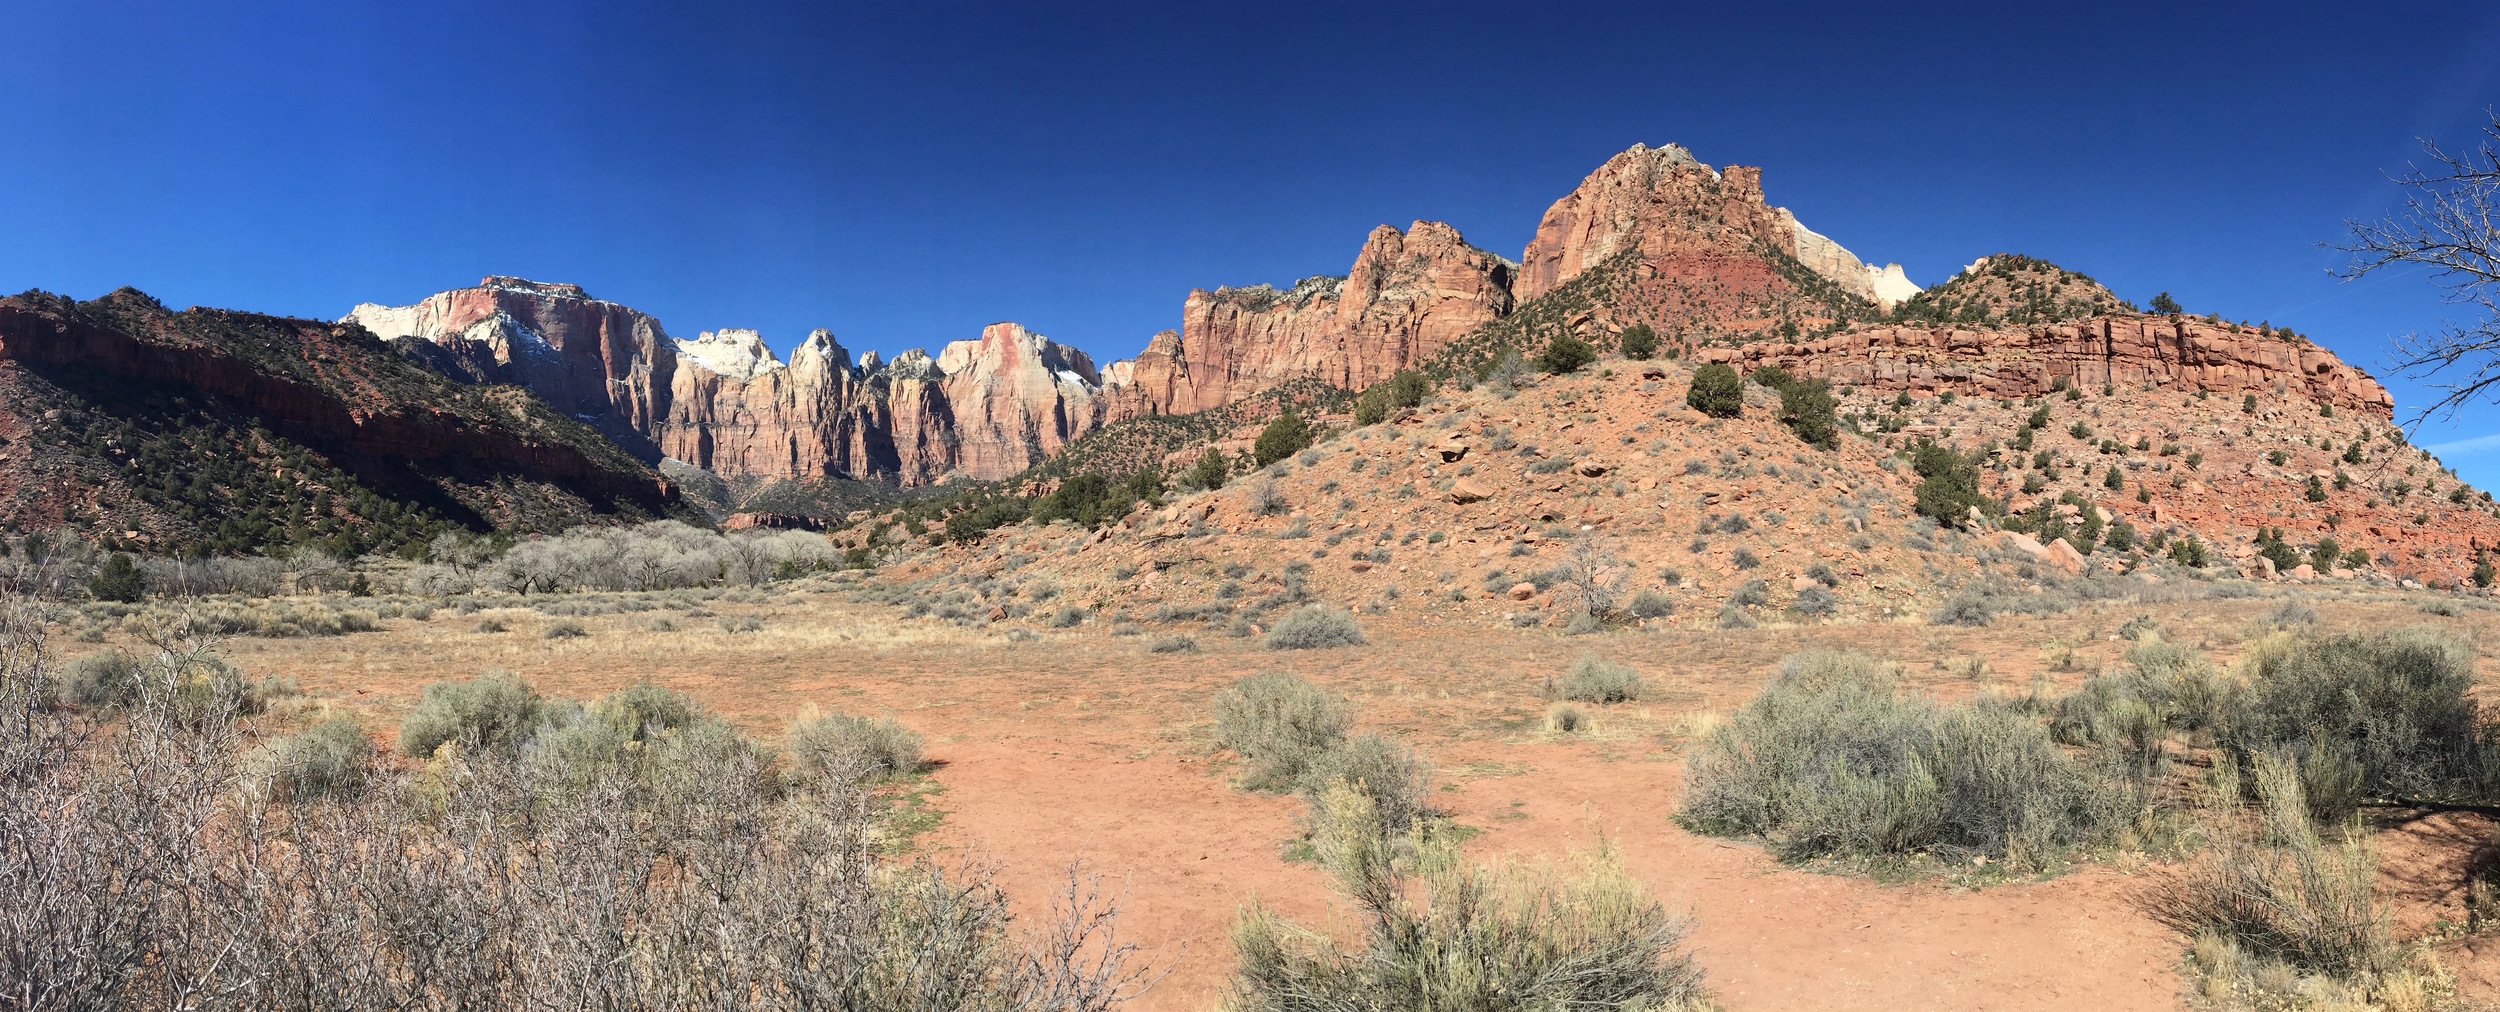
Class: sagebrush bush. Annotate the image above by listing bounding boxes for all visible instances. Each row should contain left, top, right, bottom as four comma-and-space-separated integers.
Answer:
592, 680, 706, 741
2223, 628, 2489, 809
397, 671, 547, 756
1929, 591, 1995, 627
1546, 702, 1587, 734
254, 715, 373, 800
6, 648, 1148, 1009
1683, 650, 2134, 869
53, 648, 140, 708
1561, 654, 1644, 703
785, 707, 923, 786
2051, 642, 2213, 759
1265, 605, 1365, 650
1233, 783, 1711, 1012
2166, 751, 2396, 996
1626, 588, 1673, 619
1297, 731, 1433, 835
1213, 672, 1351, 791
1148, 634, 1197, 654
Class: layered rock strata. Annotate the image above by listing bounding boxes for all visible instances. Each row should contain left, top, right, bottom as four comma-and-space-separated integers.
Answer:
1697, 316, 2395, 418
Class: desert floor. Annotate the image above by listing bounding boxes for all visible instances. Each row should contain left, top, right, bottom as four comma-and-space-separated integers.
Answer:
175, 583, 2500, 1011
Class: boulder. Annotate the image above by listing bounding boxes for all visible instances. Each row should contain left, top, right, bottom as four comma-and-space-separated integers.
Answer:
1445, 478, 1493, 504
1996, 531, 2049, 559
1507, 582, 1537, 601
1576, 460, 1609, 477
1435, 438, 1469, 463
2043, 537, 2089, 573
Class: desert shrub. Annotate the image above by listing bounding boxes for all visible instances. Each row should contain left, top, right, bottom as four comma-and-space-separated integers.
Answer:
1775, 379, 1840, 450
1682, 650, 2132, 869
1247, 480, 1290, 517
1789, 585, 1837, 617
1050, 605, 1085, 628
1266, 605, 1365, 650
1254, 411, 1314, 467
1214, 671, 1352, 791
1909, 441, 1992, 525
1685, 363, 1743, 417
785, 707, 923, 785
253, 715, 373, 800
2222, 628, 2490, 809
1536, 331, 1596, 374
1185, 447, 1231, 491
2165, 752, 2398, 999
2262, 598, 2319, 629
1232, 784, 1711, 1012
1626, 588, 1674, 619
397, 671, 547, 756
88, 552, 143, 603
1028, 472, 1134, 528
1149, 634, 1198, 654
0, 638, 1152, 1010
592, 680, 706, 742
1297, 731, 1433, 835
1561, 655, 1644, 703
1930, 591, 1995, 626
543, 619, 588, 639
1617, 322, 1658, 360
1547, 702, 1588, 734
53, 648, 141, 708
2051, 640, 2233, 776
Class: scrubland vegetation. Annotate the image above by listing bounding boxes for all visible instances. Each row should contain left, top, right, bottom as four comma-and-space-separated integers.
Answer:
0, 598, 1151, 1010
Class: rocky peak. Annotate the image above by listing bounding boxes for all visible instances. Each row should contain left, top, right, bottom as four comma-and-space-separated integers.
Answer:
1898, 254, 2133, 326
884, 348, 938, 381
675, 328, 784, 380
478, 276, 593, 300
1515, 142, 1909, 312
937, 322, 1102, 389
789, 329, 853, 375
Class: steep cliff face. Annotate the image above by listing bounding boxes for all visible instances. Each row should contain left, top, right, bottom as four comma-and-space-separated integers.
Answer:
1698, 315, 2396, 418
344, 278, 674, 450
1148, 220, 1515, 414
0, 288, 678, 551
1514, 143, 1914, 313
935, 322, 1109, 478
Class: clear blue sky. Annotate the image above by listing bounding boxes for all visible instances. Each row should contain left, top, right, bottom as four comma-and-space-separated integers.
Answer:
7, 2, 2499, 487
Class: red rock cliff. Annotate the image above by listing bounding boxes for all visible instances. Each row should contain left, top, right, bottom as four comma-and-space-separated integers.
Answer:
1697, 315, 2396, 418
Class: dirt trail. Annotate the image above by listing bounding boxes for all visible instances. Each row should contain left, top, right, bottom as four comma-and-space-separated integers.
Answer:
935, 733, 2184, 1012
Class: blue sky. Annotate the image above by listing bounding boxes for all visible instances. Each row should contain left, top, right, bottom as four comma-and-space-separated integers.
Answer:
6, 1, 2498, 488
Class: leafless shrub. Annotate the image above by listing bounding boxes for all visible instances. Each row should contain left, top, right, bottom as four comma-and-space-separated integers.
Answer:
0, 619, 1158, 1010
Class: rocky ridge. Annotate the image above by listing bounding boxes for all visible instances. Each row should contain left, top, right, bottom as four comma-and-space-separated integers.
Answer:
349, 144, 1919, 490
0, 288, 678, 553
851, 351, 2496, 644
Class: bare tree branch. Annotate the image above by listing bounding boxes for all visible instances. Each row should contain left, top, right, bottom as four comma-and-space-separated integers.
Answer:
2334, 109, 2500, 424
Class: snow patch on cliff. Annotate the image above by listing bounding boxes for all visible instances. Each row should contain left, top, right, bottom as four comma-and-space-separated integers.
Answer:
676, 329, 785, 380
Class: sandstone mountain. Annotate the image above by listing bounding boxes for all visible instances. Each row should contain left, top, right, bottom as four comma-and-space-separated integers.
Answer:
2, 140, 2480, 568
0, 288, 679, 556
346, 143, 1929, 493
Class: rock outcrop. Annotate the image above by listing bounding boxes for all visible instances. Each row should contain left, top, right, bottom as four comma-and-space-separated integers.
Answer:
346, 144, 2403, 502
0, 287, 676, 544
1136, 221, 1515, 415
1513, 143, 1911, 308
933, 322, 1110, 478
1698, 315, 2396, 418
345, 277, 672, 453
